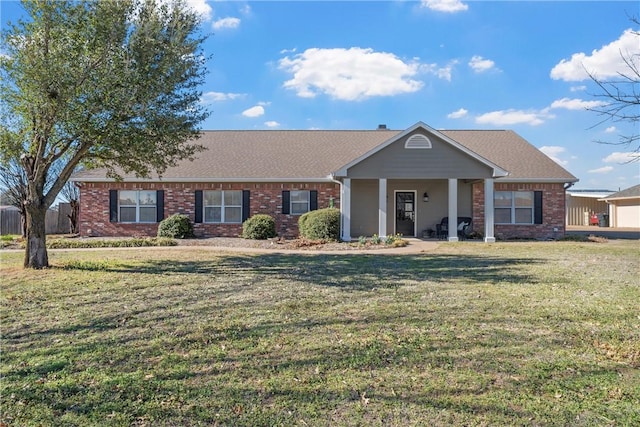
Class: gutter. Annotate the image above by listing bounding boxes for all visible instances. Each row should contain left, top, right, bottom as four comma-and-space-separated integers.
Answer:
70, 177, 335, 183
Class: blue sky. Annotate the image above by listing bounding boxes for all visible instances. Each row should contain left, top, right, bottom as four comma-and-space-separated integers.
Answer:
2, 0, 639, 191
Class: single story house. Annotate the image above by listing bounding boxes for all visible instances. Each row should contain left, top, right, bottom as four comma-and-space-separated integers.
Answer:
71, 121, 578, 242
600, 184, 640, 228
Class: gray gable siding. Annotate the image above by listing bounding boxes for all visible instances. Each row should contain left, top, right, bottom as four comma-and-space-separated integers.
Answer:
346, 131, 494, 179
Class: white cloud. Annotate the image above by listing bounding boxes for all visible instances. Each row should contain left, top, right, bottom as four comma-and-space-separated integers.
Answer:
201, 91, 245, 103
588, 166, 614, 174
242, 105, 265, 118
475, 109, 554, 126
539, 146, 569, 166
279, 47, 423, 101
264, 121, 280, 128
185, 0, 212, 21
213, 17, 240, 30
421, 0, 468, 13
604, 126, 616, 133
603, 152, 640, 163
421, 60, 458, 82
549, 97, 607, 110
468, 55, 495, 73
447, 108, 468, 119
570, 85, 587, 92
550, 29, 639, 81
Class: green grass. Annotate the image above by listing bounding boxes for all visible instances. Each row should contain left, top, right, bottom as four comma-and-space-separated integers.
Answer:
1, 241, 639, 426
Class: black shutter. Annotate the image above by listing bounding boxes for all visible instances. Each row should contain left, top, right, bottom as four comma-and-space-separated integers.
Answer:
534, 191, 543, 224
156, 190, 164, 222
242, 190, 250, 222
109, 190, 118, 222
194, 190, 203, 223
282, 190, 290, 214
310, 190, 318, 211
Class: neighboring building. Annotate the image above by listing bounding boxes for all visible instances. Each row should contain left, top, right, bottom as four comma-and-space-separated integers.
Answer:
71, 122, 578, 241
566, 189, 613, 226
601, 184, 640, 228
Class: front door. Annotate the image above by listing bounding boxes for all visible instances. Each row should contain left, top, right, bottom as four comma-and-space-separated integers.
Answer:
395, 192, 415, 236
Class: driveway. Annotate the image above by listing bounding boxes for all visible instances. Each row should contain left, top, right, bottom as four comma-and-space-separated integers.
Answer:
566, 226, 640, 240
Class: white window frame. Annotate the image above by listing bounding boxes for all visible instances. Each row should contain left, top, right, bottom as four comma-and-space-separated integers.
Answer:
495, 191, 534, 224
290, 190, 310, 215
118, 190, 156, 223
203, 190, 242, 224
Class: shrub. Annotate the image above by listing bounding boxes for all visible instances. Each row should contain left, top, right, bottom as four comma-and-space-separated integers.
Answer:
242, 214, 277, 240
47, 237, 177, 249
298, 208, 340, 241
157, 214, 195, 239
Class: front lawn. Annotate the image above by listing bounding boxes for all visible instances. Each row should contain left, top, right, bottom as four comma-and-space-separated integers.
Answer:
1, 241, 638, 426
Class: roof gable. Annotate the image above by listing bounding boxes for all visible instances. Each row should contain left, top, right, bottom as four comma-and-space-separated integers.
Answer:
334, 122, 508, 178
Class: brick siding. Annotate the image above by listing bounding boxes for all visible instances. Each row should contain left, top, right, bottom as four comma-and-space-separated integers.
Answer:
78, 182, 340, 238
472, 182, 567, 240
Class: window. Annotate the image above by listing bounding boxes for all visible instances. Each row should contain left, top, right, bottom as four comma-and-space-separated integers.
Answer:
495, 191, 535, 224
282, 190, 317, 215
203, 190, 242, 223
118, 190, 157, 223
290, 190, 310, 215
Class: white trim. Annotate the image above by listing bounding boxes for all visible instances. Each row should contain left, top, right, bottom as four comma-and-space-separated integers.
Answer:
70, 177, 335, 183
289, 189, 311, 216
497, 178, 579, 183
334, 121, 509, 178
484, 179, 495, 243
393, 190, 417, 237
447, 179, 458, 242
341, 178, 351, 241
600, 195, 640, 202
117, 189, 157, 223
378, 179, 387, 238
202, 190, 243, 224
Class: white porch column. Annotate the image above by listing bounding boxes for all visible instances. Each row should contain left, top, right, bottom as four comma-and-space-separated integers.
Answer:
484, 178, 496, 242
378, 178, 387, 238
448, 178, 459, 242
341, 178, 352, 241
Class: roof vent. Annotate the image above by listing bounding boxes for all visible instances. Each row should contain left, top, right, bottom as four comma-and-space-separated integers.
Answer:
377, 124, 387, 130
405, 134, 432, 149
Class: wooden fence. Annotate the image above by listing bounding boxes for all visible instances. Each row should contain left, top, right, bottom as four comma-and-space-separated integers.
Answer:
0, 203, 72, 235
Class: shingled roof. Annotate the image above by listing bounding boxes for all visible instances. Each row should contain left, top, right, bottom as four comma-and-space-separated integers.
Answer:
603, 184, 640, 200
72, 125, 577, 183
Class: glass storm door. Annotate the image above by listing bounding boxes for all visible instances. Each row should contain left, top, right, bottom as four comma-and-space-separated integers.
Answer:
395, 192, 415, 236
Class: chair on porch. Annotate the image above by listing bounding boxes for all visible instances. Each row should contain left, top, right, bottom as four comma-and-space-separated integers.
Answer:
436, 217, 472, 240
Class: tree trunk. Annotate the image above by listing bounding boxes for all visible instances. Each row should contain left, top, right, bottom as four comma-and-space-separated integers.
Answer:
24, 204, 49, 269
20, 211, 27, 238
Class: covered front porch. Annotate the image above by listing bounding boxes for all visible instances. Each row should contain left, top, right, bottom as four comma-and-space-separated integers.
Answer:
339, 177, 497, 243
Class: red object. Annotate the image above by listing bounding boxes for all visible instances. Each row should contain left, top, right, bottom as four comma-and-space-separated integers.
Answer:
590, 214, 599, 226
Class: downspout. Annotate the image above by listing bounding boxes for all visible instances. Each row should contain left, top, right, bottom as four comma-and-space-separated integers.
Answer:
564, 182, 575, 226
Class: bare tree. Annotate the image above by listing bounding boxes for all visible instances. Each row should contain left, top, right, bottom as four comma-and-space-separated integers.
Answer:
587, 18, 639, 160
0, 159, 29, 236
59, 174, 80, 234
